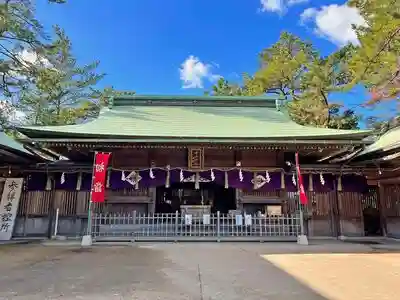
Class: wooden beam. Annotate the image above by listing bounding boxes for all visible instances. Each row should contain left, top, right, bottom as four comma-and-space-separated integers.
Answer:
0, 149, 30, 162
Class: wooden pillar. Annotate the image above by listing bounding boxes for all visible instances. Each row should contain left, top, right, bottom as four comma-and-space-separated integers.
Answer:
236, 189, 243, 211
148, 187, 156, 214
378, 183, 388, 236
332, 180, 341, 237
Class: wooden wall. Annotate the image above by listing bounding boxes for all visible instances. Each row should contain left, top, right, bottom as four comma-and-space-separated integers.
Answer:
16, 188, 151, 217
379, 184, 400, 237
16, 183, 394, 238
111, 148, 283, 169
380, 184, 400, 218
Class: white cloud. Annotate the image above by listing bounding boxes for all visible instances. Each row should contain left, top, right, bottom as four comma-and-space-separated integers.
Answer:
260, 0, 309, 14
300, 4, 366, 46
179, 55, 220, 89
288, 0, 309, 6
299, 7, 317, 23
17, 49, 52, 68
4, 49, 53, 80
0, 101, 25, 124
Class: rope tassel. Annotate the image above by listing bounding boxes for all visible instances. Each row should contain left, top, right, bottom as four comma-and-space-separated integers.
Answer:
165, 169, 170, 188
337, 175, 342, 191
308, 173, 313, 192
45, 174, 52, 191
76, 172, 82, 191
106, 170, 110, 188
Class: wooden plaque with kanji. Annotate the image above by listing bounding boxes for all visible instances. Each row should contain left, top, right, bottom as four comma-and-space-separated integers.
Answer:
188, 147, 204, 170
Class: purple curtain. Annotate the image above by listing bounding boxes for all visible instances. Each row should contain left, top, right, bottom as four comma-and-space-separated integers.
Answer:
25, 173, 47, 191
108, 169, 169, 189
285, 174, 297, 192
54, 172, 78, 190
227, 170, 253, 190
148, 168, 167, 187
341, 174, 368, 193
81, 172, 93, 191
138, 169, 165, 188
109, 171, 132, 189
312, 173, 334, 192
199, 170, 213, 182
169, 169, 194, 184
284, 173, 310, 192
253, 171, 282, 191
210, 169, 226, 186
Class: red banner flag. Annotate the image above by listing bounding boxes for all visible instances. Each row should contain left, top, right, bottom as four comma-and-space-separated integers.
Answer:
91, 152, 111, 203
295, 152, 308, 205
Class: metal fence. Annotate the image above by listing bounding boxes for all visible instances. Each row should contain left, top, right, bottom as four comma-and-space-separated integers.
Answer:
92, 211, 301, 242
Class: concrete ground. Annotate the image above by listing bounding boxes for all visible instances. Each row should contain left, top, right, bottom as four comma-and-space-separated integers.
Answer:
0, 241, 398, 300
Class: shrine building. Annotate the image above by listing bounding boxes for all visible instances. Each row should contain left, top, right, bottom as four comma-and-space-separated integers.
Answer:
10, 94, 400, 239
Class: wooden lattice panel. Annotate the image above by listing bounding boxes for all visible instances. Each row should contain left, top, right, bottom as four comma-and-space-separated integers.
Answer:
188, 147, 204, 170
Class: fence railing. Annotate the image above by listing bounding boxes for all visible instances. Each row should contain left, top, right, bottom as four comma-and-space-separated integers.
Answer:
92, 211, 301, 241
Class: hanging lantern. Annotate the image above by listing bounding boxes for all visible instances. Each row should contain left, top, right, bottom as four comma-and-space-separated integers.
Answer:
224, 171, 228, 189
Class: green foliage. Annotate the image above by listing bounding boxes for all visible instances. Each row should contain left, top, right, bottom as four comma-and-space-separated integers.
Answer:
347, 0, 400, 103
18, 26, 105, 125
0, 0, 66, 130
0, 1, 66, 96
289, 45, 356, 128
255, 32, 318, 97
209, 32, 360, 129
85, 87, 136, 119
210, 77, 246, 96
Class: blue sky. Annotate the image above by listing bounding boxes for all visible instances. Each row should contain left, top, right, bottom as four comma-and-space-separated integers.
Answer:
35, 0, 392, 122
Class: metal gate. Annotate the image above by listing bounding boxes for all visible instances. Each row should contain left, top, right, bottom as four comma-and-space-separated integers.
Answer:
91, 211, 301, 242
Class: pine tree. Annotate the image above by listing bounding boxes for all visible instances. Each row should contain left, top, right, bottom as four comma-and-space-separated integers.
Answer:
19, 26, 105, 125
348, 0, 400, 103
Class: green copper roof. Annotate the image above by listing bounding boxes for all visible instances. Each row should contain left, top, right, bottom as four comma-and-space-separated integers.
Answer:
358, 126, 400, 156
0, 131, 33, 156
17, 95, 371, 143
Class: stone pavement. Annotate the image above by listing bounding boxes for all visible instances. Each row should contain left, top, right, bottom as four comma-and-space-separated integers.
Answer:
0, 241, 398, 299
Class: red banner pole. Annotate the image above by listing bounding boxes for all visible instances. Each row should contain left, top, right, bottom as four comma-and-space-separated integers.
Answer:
295, 153, 305, 237
86, 151, 98, 236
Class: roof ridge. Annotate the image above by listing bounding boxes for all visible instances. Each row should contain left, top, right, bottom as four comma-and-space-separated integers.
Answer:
110, 94, 282, 109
